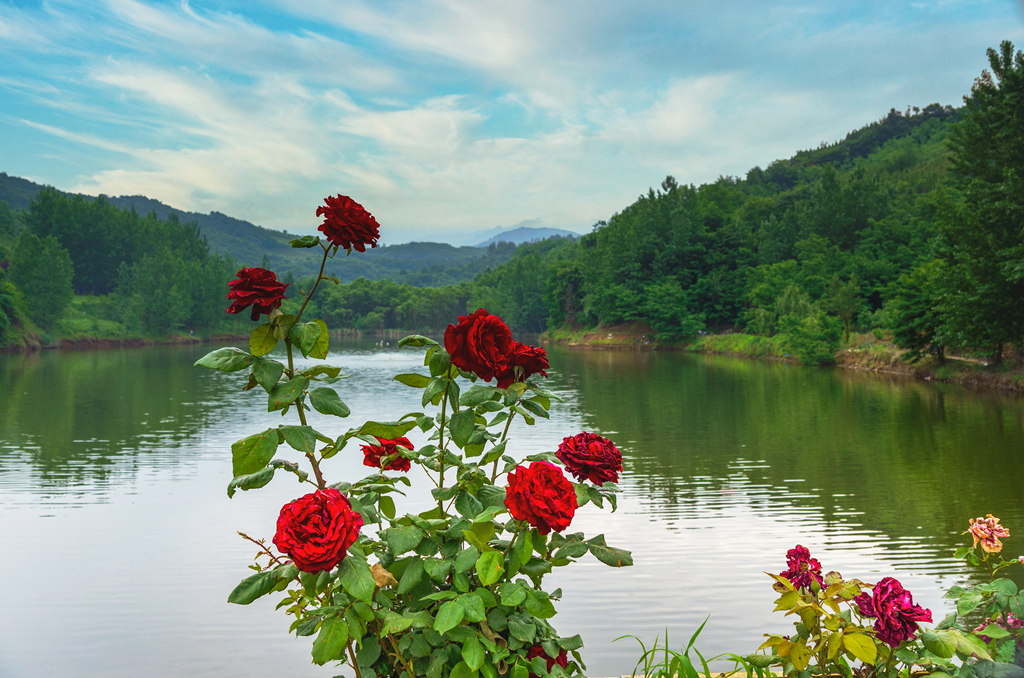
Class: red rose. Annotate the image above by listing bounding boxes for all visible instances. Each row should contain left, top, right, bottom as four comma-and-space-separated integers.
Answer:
272, 489, 363, 573
854, 577, 932, 647
316, 195, 380, 252
225, 267, 289, 321
779, 545, 824, 591
555, 432, 622, 484
505, 461, 577, 535
444, 309, 514, 383
361, 436, 413, 472
526, 645, 569, 678
496, 341, 550, 388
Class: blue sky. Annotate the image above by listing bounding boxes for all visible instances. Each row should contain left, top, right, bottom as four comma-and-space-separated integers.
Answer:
1, 1, 1023, 244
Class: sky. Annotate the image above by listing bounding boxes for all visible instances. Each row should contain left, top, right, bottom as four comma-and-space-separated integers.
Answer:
1, 1, 1023, 245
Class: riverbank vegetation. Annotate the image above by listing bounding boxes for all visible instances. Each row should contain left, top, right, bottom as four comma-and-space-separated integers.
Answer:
2, 41, 1022, 389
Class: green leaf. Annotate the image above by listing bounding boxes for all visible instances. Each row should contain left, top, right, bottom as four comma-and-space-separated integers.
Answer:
517, 398, 549, 419
459, 592, 487, 623
396, 557, 425, 594
977, 624, 1012, 640
378, 494, 396, 520
269, 376, 308, 411
227, 568, 283, 605
454, 546, 481, 574
338, 552, 376, 602
473, 505, 507, 523
955, 631, 992, 661
289, 235, 319, 248
231, 429, 280, 476
428, 349, 451, 377
958, 591, 985, 616
356, 420, 419, 439
585, 534, 633, 567
842, 632, 877, 665
462, 635, 485, 671
309, 319, 329, 359
382, 611, 416, 635
524, 589, 556, 618
249, 324, 278, 356
398, 334, 439, 348
498, 582, 527, 606
475, 550, 504, 586
386, 525, 425, 555
434, 598, 465, 635
194, 347, 253, 371
449, 409, 476, 447
280, 425, 317, 455
422, 377, 449, 407
291, 321, 322, 357
226, 466, 275, 497
921, 630, 958, 659
476, 484, 507, 509
309, 387, 350, 417
506, 616, 536, 643
251, 355, 284, 392
311, 615, 349, 665
455, 491, 484, 519
395, 372, 431, 388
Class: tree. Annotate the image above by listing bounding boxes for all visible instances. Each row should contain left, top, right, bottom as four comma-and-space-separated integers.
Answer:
937, 40, 1024, 362
8, 230, 74, 329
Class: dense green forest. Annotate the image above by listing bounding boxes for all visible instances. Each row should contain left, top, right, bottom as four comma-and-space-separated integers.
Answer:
2, 41, 1022, 367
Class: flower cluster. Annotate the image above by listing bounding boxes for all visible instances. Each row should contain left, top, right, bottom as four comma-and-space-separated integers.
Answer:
968, 513, 1011, 553
779, 544, 824, 591
556, 432, 623, 484
360, 436, 413, 472
272, 488, 363, 573
225, 267, 289, 321
854, 576, 933, 647
444, 309, 548, 388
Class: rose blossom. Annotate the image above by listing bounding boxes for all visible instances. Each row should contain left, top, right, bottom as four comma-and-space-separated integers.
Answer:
556, 432, 623, 484
526, 645, 568, 678
316, 195, 380, 252
273, 488, 363, 573
854, 577, 932, 647
780, 545, 824, 591
361, 436, 414, 472
496, 341, 550, 389
505, 461, 577, 535
969, 514, 1010, 553
444, 309, 514, 383
225, 267, 289, 321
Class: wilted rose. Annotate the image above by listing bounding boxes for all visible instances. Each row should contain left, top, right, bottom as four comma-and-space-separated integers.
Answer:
272, 489, 363, 573
226, 267, 289, 321
361, 436, 414, 472
854, 576, 932, 647
316, 194, 380, 252
969, 514, 1010, 553
526, 645, 568, 678
505, 461, 577, 535
780, 545, 824, 591
444, 309, 514, 383
556, 432, 623, 484
496, 341, 550, 389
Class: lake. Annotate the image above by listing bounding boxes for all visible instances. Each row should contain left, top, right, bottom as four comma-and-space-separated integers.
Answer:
1, 340, 1022, 678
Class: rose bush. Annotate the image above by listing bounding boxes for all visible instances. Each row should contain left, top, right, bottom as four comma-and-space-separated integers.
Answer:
195, 195, 632, 678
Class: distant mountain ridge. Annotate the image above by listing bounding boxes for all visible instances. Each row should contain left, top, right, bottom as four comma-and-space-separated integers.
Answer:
0, 174, 564, 284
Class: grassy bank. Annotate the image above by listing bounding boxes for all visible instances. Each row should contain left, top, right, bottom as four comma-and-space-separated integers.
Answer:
544, 324, 1024, 396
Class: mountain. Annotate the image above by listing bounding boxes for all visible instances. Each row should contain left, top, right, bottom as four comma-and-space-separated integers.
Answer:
473, 224, 579, 247
0, 174, 518, 285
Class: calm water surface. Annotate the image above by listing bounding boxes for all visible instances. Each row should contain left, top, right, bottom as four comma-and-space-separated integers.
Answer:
1, 342, 1022, 678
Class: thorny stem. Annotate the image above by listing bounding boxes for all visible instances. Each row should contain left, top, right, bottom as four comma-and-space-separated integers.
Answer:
238, 531, 285, 566
436, 373, 452, 511
489, 408, 518, 482
345, 640, 364, 678
294, 243, 332, 326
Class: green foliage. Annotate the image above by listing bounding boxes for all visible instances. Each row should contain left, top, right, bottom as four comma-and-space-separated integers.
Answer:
8, 230, 74, 329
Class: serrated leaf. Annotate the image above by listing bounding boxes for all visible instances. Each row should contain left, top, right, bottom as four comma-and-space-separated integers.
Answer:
226, 466, 275, 497
290, 235, 319, 248
338, 552, 376, 602
252, 355, 285, 392
476, 550, 504, 586
843, 632, 877, 665
398, 334, 439, 348
462, 634, 485, 671
585, 534, 633, 567
194, 347, 253, 371
309, 319, 329, 359
231, 429, 280, 476
311, 615, 349, 665
449, 409, 476, 447
309, 387, 350, 417
291, 321, 322, 357
507, 616, 536, 643
227, 568, 281, 605
434, 598, 465, 634
386, 525, 425, 555
280, 425, 317, 455
395, 372, 431, 388
269, 376, 308, 411
250, 324, 278, 356
356, 420, 419, 439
